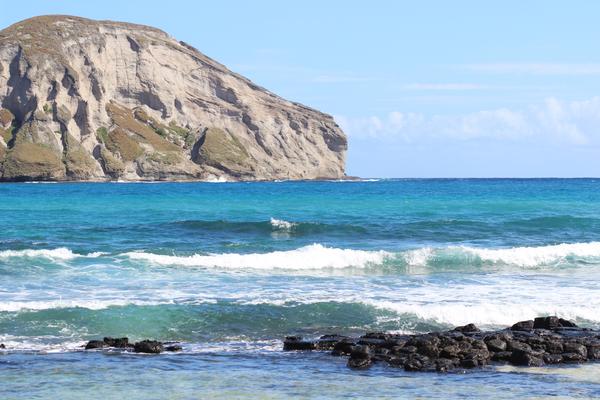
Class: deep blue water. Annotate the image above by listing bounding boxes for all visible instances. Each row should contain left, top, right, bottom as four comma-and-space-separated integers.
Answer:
1, 179, 600, 399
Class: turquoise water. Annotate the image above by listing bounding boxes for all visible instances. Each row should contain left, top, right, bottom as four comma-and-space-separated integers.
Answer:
1, 179, 600, 399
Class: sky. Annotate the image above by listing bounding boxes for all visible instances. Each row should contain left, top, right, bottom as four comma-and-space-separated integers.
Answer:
1, 0, 600, 177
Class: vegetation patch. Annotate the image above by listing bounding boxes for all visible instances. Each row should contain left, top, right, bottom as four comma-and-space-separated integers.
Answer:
2, 141, 65, 179
99, 147, 125, 177
104, 128, 144, 162
96, 127, 109, 144
64, 134, 97, 178
106, 102, 179, 152
0, 108, 14, 127
196, 127, 249, 173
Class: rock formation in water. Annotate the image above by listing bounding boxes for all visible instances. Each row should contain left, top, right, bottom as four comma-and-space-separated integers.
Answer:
283, 316, 600, 372
0, 16, 347, 181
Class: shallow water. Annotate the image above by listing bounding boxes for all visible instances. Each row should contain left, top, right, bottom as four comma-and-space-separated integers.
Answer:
1, 179, 600, 398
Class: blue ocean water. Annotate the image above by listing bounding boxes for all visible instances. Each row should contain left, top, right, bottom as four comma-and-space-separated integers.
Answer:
1, 179, 600, 399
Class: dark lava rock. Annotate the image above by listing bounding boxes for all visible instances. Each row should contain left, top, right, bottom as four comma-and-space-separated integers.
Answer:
543, 354, 563, 364
331, 339, 356, 356
0, 343, 5, 349
454, 323, 480, 333
316, 335, 349, 350
587, 344, 600, 360
283, 336, 316, 351
534, 316, 561, 330
544, 340, 564, 354
85, 340, 108, 350
562, 352, 586, 363
347, 357, 371, 369
511, 320, 534, 331
281, 317, 600, 373
485, 338, 507, 352
558, 318, 578, 328
134, 340, 164, 354
563, 342, 587, 358
165, 345, 183, 352
510, 349, 544, 366
103, 337, 130, 348
491, 351, 513, 362
350, 345, 371, 359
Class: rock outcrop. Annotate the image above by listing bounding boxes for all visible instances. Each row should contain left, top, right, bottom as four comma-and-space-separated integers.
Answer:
283, 317, 600, 372
0, 15, 347, 181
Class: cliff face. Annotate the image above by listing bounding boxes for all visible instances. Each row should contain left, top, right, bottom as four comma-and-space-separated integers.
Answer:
0, 16, 347, 181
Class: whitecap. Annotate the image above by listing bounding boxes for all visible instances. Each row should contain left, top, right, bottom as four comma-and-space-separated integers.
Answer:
0, 248, 104, 261
124, 244, 392, 270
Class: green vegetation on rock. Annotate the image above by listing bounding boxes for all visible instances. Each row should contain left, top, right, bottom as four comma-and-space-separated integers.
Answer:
3, 141, 65, 180
64, 134, 97, 178
196, 127, 249, 174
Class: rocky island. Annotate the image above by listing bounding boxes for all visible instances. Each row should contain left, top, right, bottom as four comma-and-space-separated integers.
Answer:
0, 16, 347, 181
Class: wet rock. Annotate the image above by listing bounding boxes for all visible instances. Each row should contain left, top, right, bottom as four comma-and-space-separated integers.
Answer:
454, 323, 480, 333
435, 358, 458, 372
510, 349, 544, 366
331, 339, 355, 356
103, 337, 130, 348
491, 351, 513, 362
315, 335, 349, 351
507, 341, 532, 353
165, 345, 183, 352
282, 317, 600, 373
85, 340, 108, 350
134, 340, 164, 354
586, 344, 600, 360
347, 357, 371, 369
543, 354, 563, 364
350, 345, 371, 359
563, 342, 587, 358
485, 338, 507, 352
562, 352, 586, 363
511, 320, 534, 331
440, 345, 460, 358
283, 336, 316, 351
533, 316, 560, 330
558, 318, 578, 328
0, 343, 5, 349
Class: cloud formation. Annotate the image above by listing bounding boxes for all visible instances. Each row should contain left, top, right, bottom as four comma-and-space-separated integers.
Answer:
464, 63, 600, 75
336, 97, 600, 146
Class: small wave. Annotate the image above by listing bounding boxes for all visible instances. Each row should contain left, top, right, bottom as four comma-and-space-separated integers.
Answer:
269, 218, 296, 231
0, 299, 173, 312
365, 300, 600, 328
0, 248, 104, 261
412, 242, 600, 267
124, 244, 392, 270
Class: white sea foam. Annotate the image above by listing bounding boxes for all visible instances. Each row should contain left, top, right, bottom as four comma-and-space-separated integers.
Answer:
0, 299, 170, 312
400, 242, 600, 268
0, 248, 104, 260
124, 244, 392, 270
458, 242, 600, 267
365, 300, 600, 328
269, 218, 296, 231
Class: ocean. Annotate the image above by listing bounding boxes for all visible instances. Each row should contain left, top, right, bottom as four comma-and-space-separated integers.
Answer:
1, 179, 600, 399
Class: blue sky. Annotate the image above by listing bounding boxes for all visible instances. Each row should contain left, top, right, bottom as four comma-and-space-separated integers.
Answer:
2, 1, 600, 177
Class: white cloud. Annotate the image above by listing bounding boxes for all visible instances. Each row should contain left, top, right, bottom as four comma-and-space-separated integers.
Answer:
403, 83, 488, 90
336, 97, 600, 145
311, 74, 375, 83
464, 63, 600, 75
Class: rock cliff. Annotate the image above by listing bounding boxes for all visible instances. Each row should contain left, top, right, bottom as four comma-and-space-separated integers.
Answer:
0, 16, 347, 181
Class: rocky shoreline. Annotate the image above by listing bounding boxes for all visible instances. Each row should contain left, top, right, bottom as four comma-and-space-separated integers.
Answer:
283, 317, 600, 372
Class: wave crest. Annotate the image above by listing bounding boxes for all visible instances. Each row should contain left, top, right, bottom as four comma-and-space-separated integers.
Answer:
0, 248, 103, 260
124, 244, 391, 270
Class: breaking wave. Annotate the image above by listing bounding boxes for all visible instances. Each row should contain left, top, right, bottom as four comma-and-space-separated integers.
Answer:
124, 244, 391, 270
0, 248, 104, 261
